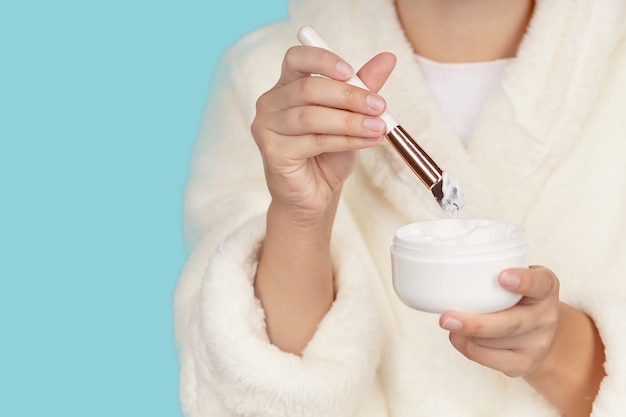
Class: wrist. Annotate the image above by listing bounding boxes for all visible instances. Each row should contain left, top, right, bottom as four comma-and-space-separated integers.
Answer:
256, 194, 339, 354
524, 303, 605, 417
267, 190, 342, 235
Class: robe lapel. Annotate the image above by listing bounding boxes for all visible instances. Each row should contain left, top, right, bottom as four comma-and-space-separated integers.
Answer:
290, 0, 625, 224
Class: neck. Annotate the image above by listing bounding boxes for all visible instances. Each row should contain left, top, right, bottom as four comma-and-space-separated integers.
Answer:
395, 0, 535, 62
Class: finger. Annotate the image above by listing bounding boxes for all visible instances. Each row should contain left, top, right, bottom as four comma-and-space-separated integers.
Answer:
273, 76, 387, 116
499, 266, 559, 301
440, 289, 560, 338
448, 333, 536, 377
467, 334, 524, 351
440, 305, 545, 338
266, 105, 387, 138
356, 52, 397, 93
278, 45, 354, 86
464, 329, 551, 351
271, 132, 383, 160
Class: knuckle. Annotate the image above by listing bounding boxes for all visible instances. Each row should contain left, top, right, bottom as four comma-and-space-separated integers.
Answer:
530, 266, 560, 297
463, 339, 480, 359
255, 134, 274, 157
468, 319, 488, 337
254, 92, 267, 114
298, 77, 317, 98
452, 334, 479, 360
250, 118, 267, 147
283, 46, 300, 69
252, 129, 269, 155
343, 113, 360, 131
312, 133, 330, 149
539, 274, 558, 299
250, 109, 263, 135
297, 107, 315, 126
250, 120, 278, 156
547, 272, 560, 295
503, 318, 523, 336
340, 86, 358, 104
255, 90, 277, 118
250, 118, 260, 138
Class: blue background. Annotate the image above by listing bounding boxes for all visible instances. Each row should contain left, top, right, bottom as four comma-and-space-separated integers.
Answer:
0, 1, 288, 415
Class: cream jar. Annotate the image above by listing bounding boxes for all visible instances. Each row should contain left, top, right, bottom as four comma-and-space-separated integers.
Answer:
391, 219, 528, 314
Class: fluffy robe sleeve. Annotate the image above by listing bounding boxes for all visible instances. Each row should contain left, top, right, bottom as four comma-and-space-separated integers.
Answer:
173, 25, 384, 417
568, 292, 626, 415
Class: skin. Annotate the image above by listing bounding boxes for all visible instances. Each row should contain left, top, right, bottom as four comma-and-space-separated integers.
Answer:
440, 267, 606, 417
396, 0, 535, 62
252, 48, 395, 353
251, 1, 606, 416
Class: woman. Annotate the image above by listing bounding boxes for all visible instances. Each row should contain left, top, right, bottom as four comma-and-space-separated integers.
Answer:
175, 0, 626, 416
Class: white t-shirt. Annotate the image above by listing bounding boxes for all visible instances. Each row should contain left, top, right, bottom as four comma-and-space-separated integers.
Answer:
415, 54, 512, 144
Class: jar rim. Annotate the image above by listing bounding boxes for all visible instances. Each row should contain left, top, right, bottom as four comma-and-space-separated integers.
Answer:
393, 219, 526, 255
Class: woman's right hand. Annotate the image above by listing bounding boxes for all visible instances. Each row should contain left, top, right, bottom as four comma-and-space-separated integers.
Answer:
252, 45, 396, 354
251, 45, 397, 225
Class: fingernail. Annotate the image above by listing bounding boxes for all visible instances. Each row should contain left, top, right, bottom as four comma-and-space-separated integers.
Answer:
364, 118, 386, 132
441, 317, 463, 331
500, 272, 520, 289
367, 94, 385, 112
336, 61, 354, 78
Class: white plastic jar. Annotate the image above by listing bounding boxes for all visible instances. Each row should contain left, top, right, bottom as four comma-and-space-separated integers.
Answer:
391, 218, 528, 314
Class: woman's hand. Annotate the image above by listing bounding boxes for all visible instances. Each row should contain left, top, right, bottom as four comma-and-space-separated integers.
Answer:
439, 266, 605, 417
439, 266, 560, 377
251, 45, 396, 225
252, 46, 396, 354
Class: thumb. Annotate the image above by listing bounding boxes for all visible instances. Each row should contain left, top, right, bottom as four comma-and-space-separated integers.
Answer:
356, 52, 397, 93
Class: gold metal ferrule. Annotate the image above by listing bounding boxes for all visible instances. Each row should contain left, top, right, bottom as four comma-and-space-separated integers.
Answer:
386, 125, 443, 189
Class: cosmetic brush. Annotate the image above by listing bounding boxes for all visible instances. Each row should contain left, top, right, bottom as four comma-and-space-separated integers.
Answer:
297, 25, 464, 214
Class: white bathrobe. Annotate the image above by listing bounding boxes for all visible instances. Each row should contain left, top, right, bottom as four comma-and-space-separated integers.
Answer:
174, 0, 626, 415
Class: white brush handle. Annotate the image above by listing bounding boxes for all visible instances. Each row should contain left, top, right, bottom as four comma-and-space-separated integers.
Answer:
297, 25, 399, 133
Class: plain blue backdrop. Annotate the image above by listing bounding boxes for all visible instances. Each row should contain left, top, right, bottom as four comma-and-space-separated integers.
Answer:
0, 1, 288, 415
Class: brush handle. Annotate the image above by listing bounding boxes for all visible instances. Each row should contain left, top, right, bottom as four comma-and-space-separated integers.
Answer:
296, 25, 399, 133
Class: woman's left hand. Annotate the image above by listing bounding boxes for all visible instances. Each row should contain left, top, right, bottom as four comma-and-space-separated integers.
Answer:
440, 265, 606, 417
439, 265, 560, 377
